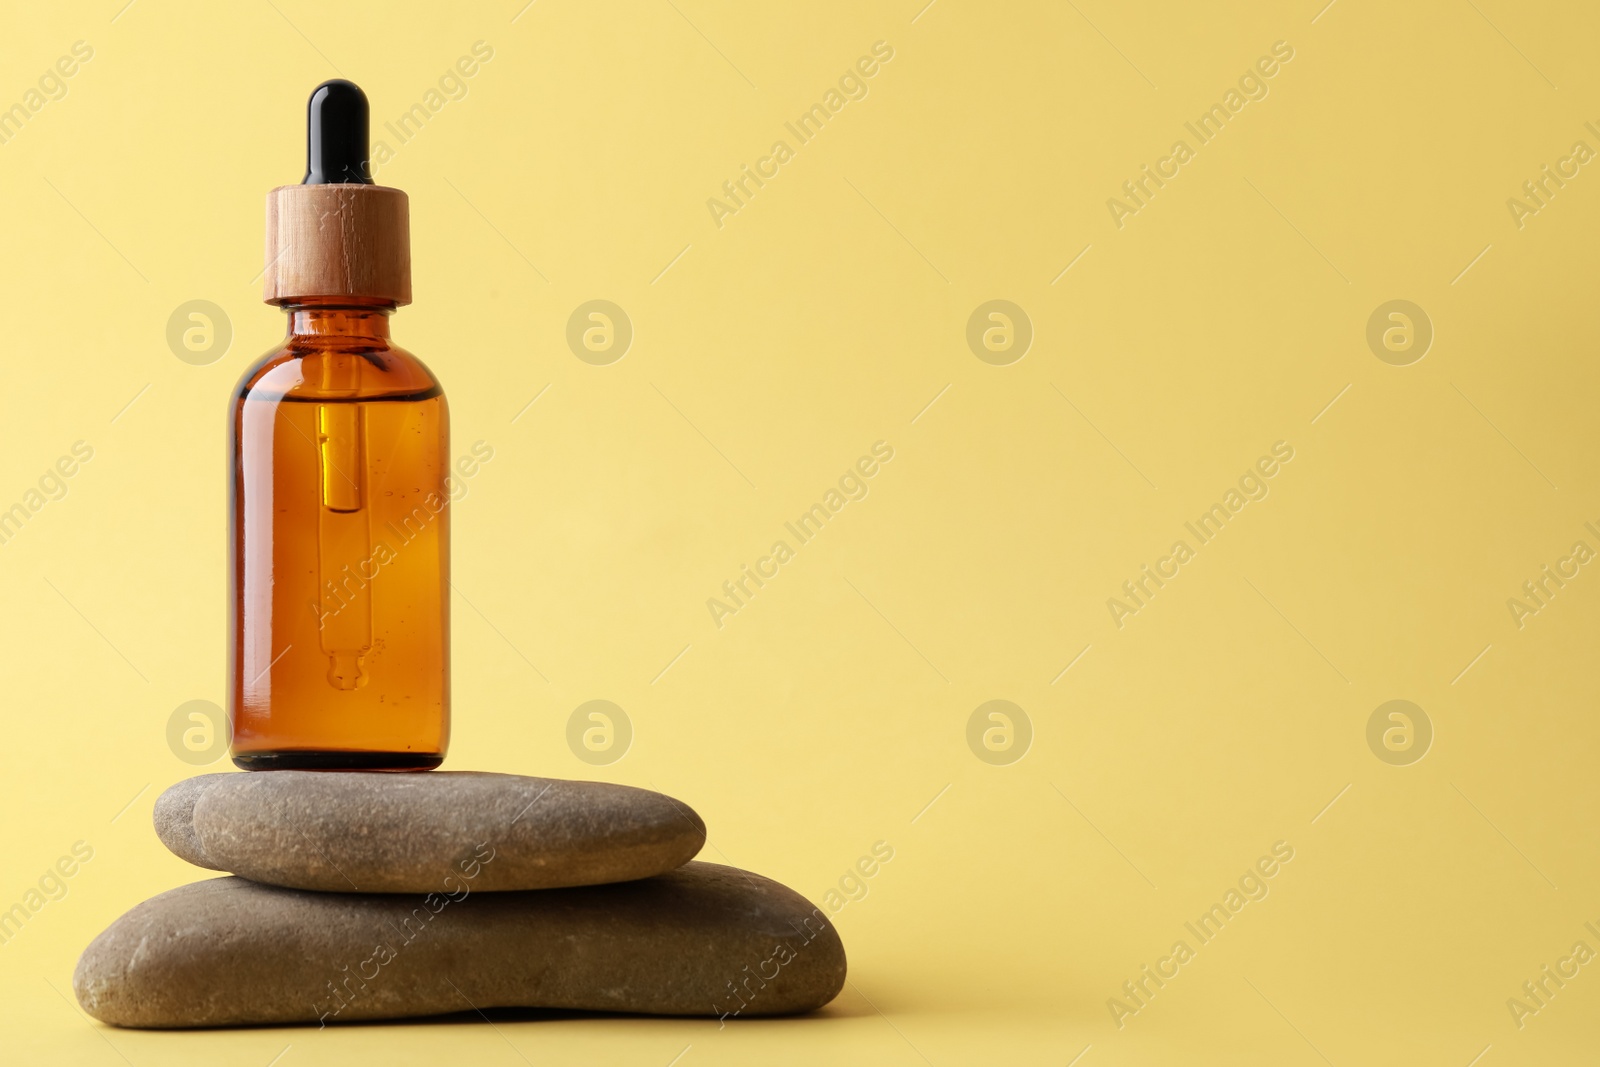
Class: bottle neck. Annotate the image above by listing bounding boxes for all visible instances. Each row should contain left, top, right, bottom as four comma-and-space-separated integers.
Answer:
283, 298, 394, 341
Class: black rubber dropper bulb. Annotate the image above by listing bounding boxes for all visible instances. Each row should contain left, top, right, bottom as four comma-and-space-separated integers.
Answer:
303, 79, 373, 185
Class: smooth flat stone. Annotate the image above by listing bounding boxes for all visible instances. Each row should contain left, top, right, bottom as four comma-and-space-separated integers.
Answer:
151, 774, 216, 870
74, 863, 846, 1028
153, 771, 704, 893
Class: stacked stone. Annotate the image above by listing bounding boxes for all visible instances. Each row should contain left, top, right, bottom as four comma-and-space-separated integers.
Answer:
73, 772, 845, 1028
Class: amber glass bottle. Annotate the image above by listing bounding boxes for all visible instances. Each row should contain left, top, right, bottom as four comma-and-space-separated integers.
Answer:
229, 80, 448, 769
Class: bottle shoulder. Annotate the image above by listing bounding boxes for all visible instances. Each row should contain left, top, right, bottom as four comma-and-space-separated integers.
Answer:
233, 340, 443, 404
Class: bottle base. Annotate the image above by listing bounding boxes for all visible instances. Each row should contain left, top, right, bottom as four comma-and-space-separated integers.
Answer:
230, 750, 443, 771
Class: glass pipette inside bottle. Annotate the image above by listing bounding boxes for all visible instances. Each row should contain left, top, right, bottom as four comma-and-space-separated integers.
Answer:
315, 351, 371, 689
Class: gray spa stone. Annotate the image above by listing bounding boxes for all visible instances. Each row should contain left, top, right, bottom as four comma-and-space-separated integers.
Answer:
153, 771, 705, 893
149, 774, 223, 871
74, 863, 846, 1028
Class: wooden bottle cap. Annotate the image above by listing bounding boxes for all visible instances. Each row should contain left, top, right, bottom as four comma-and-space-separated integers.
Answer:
262, 183, 411, 306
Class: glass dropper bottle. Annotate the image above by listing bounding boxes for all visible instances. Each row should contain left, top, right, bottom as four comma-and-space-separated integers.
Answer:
228, 80, 449, 770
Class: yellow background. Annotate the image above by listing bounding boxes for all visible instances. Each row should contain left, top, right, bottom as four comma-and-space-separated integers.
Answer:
1, 0, 1597, 1063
